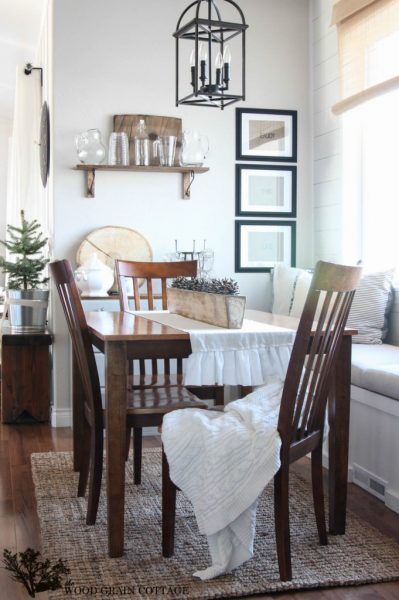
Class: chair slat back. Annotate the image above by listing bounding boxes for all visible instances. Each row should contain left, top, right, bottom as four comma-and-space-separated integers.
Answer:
115, 260, 197, 379
50, 259, 103, 430
116, 260, 198, 312
278, 261, 362, 448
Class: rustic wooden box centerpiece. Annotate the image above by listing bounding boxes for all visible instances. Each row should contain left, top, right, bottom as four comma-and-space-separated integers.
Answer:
167, 277, 246, 329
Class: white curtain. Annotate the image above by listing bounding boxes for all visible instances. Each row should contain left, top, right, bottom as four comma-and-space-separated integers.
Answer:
6, 65, 44, 233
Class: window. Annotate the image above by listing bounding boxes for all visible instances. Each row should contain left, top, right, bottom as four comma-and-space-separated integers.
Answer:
334, 0, 399, 269
343, 87, 399, 270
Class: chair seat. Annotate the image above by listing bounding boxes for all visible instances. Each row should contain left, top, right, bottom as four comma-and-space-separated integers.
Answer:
130, 374, 223, 391
126, 386, 206, 414
130, 374, 183, 388
129, 374, 224, 406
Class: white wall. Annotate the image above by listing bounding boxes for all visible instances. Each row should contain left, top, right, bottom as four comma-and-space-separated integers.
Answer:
0, 117, 12, 283
50, 0, 312, 424
311, 0, 343, 263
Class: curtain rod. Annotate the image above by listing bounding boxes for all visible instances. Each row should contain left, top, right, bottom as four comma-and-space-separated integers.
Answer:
24, 63, 43, 87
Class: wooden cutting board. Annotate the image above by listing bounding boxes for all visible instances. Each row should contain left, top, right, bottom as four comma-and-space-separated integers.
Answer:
76, 226, 153, 293
113, 114, 183, 166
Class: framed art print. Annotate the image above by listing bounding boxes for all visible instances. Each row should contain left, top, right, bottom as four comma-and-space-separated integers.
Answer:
236, 108, 297, 162
236, 164, 297, 217
235, 220, 296, 273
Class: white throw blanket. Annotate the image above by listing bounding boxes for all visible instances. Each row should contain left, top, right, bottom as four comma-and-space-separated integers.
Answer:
161, 380, 284, 580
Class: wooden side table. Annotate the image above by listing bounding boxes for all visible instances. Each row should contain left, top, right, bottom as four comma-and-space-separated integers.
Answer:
1, 327, 52, 423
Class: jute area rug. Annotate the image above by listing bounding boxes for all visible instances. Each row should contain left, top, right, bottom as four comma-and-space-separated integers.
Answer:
31, 448, 399, 600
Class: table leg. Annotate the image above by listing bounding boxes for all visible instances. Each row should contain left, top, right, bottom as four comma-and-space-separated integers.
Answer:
240, 386, 253, 397
328, 335, 352, 535
105, 340, 128, 557
72, 352, 84, 472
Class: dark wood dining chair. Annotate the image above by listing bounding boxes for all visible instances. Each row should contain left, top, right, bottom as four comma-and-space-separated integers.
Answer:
50, 259, 207, 526
162, 260, 362, 581
115, 259, 225, 464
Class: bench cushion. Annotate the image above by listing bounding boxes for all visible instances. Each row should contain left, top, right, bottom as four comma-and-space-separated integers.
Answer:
351, 343, 399, 401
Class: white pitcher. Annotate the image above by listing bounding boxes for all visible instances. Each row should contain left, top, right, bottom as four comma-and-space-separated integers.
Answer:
180, 130, 209, 166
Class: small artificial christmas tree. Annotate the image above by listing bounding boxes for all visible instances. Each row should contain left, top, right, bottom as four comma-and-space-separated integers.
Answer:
0, 210, 49, 290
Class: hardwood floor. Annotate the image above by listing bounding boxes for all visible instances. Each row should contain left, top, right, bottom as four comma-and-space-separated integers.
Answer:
0, 422, 398, 599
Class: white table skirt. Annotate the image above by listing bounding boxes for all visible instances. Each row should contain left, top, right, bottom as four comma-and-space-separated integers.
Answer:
136, 310, 295, 386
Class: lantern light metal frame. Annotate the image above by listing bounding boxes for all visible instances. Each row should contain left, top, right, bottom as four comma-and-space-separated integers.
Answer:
174, 0, 248, 109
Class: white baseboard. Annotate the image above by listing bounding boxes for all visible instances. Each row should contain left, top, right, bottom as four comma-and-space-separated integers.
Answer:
143, 427, 160, 437
50, 407, 72, 428
50, 408, 160, 438
349, 385, 399, 514
386, 488, 399, 513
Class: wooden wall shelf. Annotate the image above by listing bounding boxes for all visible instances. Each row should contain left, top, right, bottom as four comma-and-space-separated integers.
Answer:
74, 164, 209, 200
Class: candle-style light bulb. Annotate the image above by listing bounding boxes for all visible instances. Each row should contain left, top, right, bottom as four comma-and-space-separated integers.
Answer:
199, 43, 208, 62
215, 52, 223, 68
215, 51, 223, 87
223, 46, 232, 64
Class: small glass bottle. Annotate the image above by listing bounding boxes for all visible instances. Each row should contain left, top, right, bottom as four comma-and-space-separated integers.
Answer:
134, 119, 149, 166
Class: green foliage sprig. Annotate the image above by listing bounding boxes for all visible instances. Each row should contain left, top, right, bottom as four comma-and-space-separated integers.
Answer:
2, 547, 70, 598
171, 276, 239, 295
0, 210, 49, 290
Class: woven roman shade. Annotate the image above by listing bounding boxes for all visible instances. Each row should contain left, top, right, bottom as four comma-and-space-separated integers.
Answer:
331, 0, 399, 115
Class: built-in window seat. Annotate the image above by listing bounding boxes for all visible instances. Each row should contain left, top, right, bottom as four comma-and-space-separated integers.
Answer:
271, 265, 399, 513
348, 287, 399, 514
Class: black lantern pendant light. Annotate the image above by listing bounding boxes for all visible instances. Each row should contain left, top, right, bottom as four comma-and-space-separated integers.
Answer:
174, 0, 248, 109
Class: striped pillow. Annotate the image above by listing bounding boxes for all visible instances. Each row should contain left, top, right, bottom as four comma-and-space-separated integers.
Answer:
347, 270, 395, 344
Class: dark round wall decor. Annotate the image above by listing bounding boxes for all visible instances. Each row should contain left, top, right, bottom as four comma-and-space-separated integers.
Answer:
39, 101, 50, 187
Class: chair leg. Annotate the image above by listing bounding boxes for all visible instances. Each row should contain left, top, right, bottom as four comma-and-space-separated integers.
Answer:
311, 444, 328, 546
86, 428, 103, 526
125, 426, 132, 461
240, 385, 253, 398
133, 427, 143, 485
274, 465, 292, 581
77, 419, 91, 498
214, 386, 224, 406
162, 447, 176, 558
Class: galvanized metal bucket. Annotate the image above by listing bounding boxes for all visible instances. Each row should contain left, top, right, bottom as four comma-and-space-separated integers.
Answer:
6, 289, 49, 332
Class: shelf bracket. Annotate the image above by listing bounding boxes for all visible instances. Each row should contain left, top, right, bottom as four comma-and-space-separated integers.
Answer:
183, 170, 195, 200
76, 165, 208, 199
86, 168, 96, 198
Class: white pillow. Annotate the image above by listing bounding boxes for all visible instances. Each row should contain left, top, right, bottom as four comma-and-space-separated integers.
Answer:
289, 271, 312, 318
290, 271, 330, 321
271, 264, 306, 316
347, 269, 395, 344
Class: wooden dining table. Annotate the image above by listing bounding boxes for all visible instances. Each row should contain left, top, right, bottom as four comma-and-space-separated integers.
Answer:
72, 309, 354, 558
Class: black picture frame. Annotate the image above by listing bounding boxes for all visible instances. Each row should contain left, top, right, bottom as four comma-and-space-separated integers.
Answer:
236, 108, 297, 162
236, 164, 297, 218
235, 220, 296, 273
